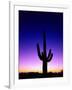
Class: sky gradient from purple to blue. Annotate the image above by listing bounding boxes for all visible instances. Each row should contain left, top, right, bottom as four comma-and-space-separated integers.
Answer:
19, 11, 63, 73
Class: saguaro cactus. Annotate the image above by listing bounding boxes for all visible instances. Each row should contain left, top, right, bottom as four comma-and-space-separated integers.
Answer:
37, 32, 53, 74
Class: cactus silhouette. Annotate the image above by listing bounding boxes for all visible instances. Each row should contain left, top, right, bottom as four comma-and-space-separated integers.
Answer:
37, 32, 53, 74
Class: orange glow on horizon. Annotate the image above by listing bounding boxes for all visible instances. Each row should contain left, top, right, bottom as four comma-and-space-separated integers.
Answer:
19, 68, 63, 73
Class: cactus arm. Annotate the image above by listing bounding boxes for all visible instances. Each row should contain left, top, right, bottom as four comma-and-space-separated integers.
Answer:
49, 53, 53, 61
47, 49, 51, 59
37, 43, 43, 60
46, 49, 53, 62
47, 53, 53, 62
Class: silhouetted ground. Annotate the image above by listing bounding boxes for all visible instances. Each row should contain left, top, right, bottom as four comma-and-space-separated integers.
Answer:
19, 71, 63, 79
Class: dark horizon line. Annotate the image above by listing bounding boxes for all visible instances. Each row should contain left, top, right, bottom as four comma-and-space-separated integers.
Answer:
19, 70, 63, 73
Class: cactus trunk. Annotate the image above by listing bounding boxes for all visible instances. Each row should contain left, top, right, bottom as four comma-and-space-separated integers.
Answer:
43, 61, 47, 74
43, 32, 47, 74
43, 32, 46, 57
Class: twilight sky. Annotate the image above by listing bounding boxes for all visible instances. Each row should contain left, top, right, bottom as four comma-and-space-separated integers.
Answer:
19, 10, 63, 73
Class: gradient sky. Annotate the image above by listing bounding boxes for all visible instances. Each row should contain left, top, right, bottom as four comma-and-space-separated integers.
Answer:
19, 10, 63, 73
